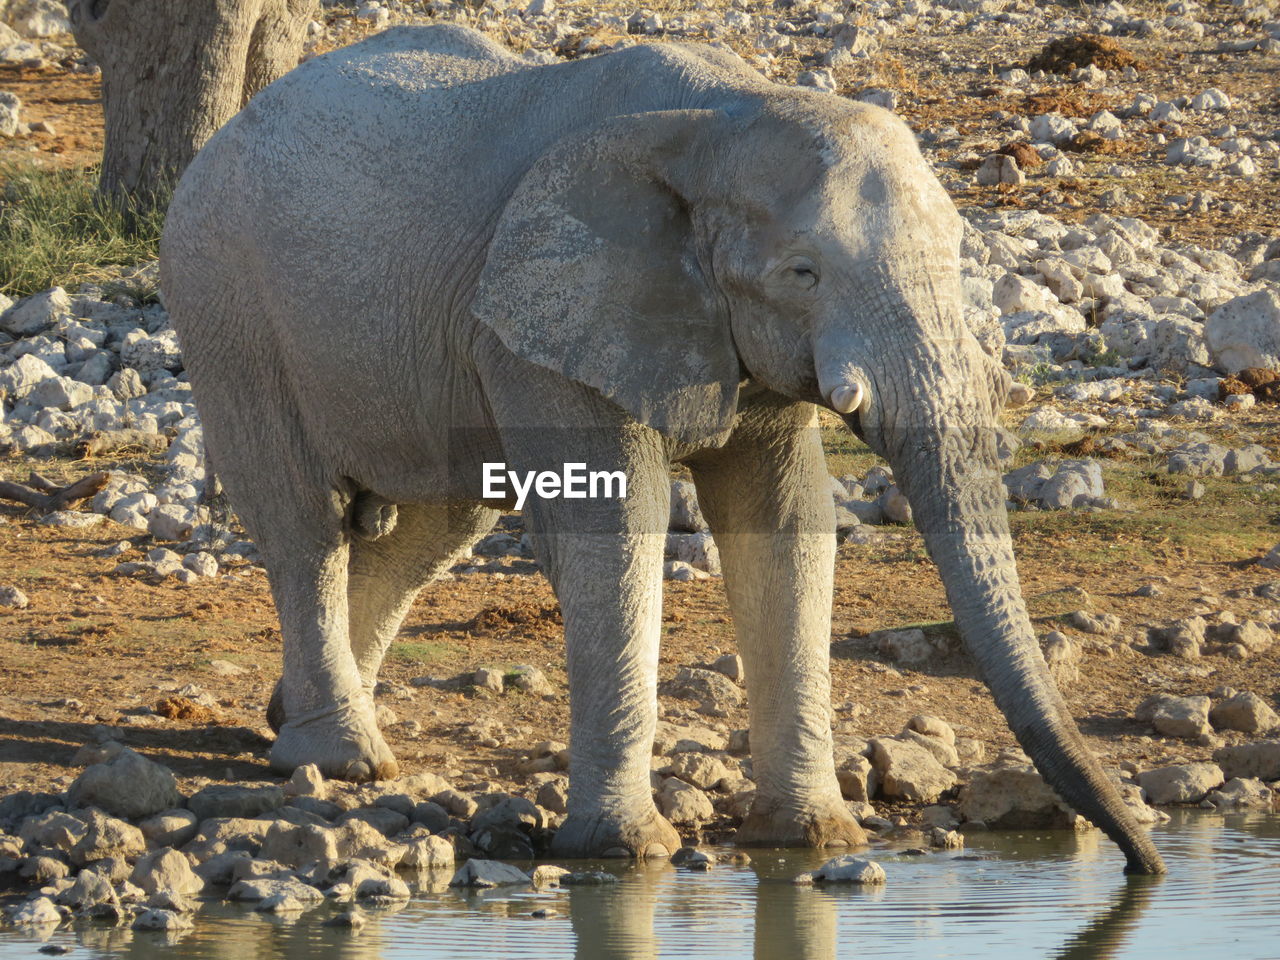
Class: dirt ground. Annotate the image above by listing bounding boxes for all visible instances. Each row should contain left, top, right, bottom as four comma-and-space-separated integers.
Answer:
2, 430, 1278, 828
2, 3, 1280, 827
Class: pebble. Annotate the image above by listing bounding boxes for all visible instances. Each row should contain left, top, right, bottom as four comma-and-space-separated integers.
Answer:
0, 585, 29, 608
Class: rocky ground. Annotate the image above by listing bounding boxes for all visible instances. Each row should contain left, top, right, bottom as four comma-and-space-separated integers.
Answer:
0, 0, 1279, 943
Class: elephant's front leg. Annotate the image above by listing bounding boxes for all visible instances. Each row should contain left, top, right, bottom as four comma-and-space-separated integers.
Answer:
517, 445, 680, 858
690, 402, 866, 848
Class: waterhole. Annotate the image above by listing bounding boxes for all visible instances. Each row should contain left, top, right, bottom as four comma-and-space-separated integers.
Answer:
4, 810, 1277, 959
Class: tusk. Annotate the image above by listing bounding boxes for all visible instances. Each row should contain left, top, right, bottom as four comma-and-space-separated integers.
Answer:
830, 382, 864, 414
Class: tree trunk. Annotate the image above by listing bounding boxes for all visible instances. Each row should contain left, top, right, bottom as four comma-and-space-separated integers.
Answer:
68, 0, 317, 212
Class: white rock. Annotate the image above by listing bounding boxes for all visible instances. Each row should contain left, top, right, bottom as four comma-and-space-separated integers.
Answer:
1210, 692, 1280, 734
664, 560, 708, 581
355, 2, 390, 25
1151, 695, 1212, 739
797, 69, 837, 93
257, 893, 305, 913
0, 352, 57, 396
110, 491, 158, 527
658, 778, 715, 823
8, 896, 61, 926
120, 328, 182, 373
1081, 272, 1126, 300
1136, 763, 1224, 804
130, 848, 204, 896
107, 367, 146, 401
669, 479, 707, 532
1039, 459, 1104, 509
0, 584, 29, 608
529, 864, 570, 886
139, 810, 199, 849
878, 485, 912, 523
1044, 156, 1076, 176
5, 0, 70, 37
449, 858, 533, 887
874, 627, 936, 665
182, 551, 219, 577
66, 746, 183, 819
1227, 156, 1258, 177
54, 870, 116, 909
1029, 113, 1078, 146
976, 154, 1024, 186
0, 89, 18, 136
1087, 110, 1123, 139
1213, 741, 1280, 781
663, 752, 730, 790
868, 736, 957, 802
12, 424, 56, 452
227, 877, 324, 902
1071, 64, 1105, 86
855, 88, 897, 111
804, 855, 886, 884
402, 835, 455, 868
1166, 136, 1225, 167
1037, 258, 1085, 302
0, 286, 69, 336
284, 762, 325, 797
26, 375, 93, 410
148, 503, 194, 541
993, 274, 1056, 315
958, 763, 1084, 829
666, 531, 721, 575
1190, 88, 1231, 111
1205, 289, 1280, 373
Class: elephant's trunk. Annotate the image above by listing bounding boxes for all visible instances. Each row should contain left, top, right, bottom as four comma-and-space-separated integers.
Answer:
874, 413, 1166, 875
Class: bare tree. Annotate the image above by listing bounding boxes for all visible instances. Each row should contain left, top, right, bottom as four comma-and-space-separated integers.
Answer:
68, 0, 318, 211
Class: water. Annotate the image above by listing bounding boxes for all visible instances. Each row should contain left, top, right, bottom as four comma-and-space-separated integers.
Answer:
5, 810, 1279, 960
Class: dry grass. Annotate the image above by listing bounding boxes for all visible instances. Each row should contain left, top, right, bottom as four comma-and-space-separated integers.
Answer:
0, 163, 164, 299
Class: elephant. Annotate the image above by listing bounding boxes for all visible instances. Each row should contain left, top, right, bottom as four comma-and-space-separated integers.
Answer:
160, 23, 1165, 872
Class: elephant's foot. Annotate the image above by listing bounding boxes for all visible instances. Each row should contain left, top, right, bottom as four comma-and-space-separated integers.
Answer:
735, 797, 867, 849
266, 677, 380, 734
269, 701, 399, 783
550, 806, 681, 859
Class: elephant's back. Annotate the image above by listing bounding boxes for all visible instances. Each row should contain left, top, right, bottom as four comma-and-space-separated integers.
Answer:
185, 25, 529, 202
165, 25, 542, 336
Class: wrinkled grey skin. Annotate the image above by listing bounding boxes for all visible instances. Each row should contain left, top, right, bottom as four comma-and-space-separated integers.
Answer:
162, 24, 1164, 871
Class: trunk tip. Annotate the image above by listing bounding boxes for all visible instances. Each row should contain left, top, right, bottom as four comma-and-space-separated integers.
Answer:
1122, 844, 1167, 876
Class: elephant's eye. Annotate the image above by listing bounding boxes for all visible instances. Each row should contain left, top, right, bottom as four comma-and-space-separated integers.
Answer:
786, 263, 819, 290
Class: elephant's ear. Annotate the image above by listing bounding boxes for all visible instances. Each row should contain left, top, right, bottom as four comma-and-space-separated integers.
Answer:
471, 110, 740, 444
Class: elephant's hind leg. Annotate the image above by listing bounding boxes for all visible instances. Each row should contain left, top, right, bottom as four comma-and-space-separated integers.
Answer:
224, 482, 399, 783
267, 502, 498, 732
196, 412, 396, 781
262, 534, 399, 782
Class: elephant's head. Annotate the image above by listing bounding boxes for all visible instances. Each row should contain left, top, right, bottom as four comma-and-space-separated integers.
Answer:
473, 95, 1164, 874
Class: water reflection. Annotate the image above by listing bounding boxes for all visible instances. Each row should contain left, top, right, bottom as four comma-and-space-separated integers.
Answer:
6, 812, 1279, 960
569, 877, 657, 960
1052, 877, 1160, 960
752, 872, 836, 960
